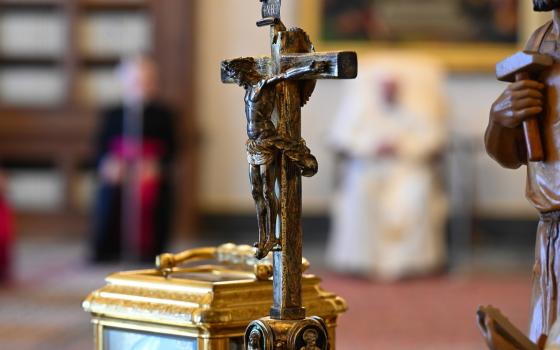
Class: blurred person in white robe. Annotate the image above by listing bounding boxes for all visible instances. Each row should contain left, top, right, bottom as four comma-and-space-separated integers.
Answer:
326, 54, 448, 280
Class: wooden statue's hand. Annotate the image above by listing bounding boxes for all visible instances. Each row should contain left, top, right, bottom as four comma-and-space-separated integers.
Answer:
491, 80, 544, 129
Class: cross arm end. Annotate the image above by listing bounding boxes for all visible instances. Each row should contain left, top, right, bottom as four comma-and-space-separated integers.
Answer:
280, 51, 358, 80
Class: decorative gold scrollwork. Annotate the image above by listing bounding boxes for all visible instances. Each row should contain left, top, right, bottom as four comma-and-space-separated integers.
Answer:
156, 243, 309, 281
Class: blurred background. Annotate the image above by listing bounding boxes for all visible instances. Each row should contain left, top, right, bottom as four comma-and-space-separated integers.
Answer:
0, 0, 551, 349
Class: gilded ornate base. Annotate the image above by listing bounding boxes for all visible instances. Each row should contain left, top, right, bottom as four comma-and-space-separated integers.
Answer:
245, 316, 329, 350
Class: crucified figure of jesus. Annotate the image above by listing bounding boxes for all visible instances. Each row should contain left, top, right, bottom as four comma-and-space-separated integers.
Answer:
222, 58, 328, 259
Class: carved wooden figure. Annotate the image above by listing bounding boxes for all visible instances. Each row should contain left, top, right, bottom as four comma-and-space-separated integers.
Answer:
222, 1, 357, 349
482, 0, 560, 346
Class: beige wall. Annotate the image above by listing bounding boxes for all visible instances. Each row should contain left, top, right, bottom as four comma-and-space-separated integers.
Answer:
195, 1, 543, 217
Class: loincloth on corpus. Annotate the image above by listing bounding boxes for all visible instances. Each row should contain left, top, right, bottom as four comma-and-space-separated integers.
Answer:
246, 139, 277, 166
284, 139, 318, 177
246, 138, 318, 176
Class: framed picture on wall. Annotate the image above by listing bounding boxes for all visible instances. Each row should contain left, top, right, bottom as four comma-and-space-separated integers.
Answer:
300, 0, 548, 71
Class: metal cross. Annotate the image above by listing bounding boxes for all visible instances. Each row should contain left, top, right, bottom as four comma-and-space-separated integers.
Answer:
222, 1, 357, 321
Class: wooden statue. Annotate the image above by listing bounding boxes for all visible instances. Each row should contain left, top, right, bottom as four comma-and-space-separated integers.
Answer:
221, 0, 357, 349
482, 0, 560, 346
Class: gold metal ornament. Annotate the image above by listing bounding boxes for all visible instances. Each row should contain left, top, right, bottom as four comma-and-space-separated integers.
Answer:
83, 243, 346, 350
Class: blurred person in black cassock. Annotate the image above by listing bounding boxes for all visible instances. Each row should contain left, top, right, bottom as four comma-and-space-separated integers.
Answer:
91, 55, 176, 263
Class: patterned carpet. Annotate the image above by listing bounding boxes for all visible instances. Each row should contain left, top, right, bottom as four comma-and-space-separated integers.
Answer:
0, 238, 533, 350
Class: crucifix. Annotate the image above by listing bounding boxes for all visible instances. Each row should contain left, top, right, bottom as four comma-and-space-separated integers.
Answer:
222, 1, 357, 349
